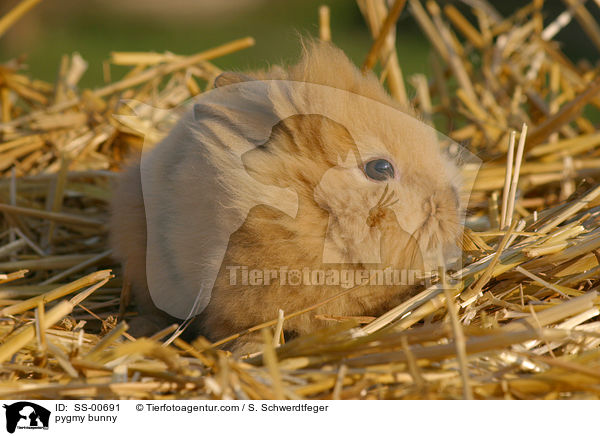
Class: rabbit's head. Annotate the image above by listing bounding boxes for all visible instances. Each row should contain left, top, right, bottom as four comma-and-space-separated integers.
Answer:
241, 109, 462, 273
208, 41, 464, 275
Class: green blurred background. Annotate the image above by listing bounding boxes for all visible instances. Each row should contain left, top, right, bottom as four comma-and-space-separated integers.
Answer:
0, 0, 599, 91
0, 0, 411, 87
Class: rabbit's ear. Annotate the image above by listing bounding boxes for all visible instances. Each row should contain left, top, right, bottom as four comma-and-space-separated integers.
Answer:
214, 72, 255, 88
193, 79, 279, 150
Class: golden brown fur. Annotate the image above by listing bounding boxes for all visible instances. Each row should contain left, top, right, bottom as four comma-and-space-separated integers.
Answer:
110, 41, 462, 354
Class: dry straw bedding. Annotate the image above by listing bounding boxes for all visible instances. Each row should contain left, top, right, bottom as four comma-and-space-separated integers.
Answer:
1, 0, 600, 399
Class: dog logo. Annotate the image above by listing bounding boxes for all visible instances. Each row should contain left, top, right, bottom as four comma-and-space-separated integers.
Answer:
3, 402, 50, 433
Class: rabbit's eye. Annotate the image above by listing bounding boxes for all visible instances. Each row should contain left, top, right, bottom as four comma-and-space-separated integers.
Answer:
365, 159, 394, 181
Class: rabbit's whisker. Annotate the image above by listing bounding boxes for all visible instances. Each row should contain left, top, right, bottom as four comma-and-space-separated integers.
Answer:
374, 184, 390, 209
385, 198, 399, 208
379, 188, 398, 209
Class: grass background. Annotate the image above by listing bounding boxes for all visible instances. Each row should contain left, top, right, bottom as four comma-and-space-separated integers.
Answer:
0, 0, 598, 96
0, 0, 429, 91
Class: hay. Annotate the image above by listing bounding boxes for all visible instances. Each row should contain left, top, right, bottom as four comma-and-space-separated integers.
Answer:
1, 0, 600, 400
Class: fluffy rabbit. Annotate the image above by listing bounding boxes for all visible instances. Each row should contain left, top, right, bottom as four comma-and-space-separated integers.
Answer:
110, 41, 463, 355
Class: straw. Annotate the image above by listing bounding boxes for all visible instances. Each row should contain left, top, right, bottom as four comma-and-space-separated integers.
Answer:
500, 130, 516, 229
506, 123, 528, 227
318, 5, 331, 42
2, 0, 600, 400
362, 0, 407, 72
0, 0, 43, 39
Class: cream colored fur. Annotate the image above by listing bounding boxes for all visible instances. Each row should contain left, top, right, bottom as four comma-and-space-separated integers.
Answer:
110, 41, 462, 354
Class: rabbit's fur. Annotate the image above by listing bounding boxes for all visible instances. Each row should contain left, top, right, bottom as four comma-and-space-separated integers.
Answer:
110, 41, 462, 354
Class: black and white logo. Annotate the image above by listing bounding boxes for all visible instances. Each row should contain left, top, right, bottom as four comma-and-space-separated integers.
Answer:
3, 402, 50, 434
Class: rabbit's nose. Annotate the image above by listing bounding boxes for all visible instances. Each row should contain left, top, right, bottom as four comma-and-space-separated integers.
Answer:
425, 190, 457, 217
423, 195, 438, 218
428, 196, 437, 216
